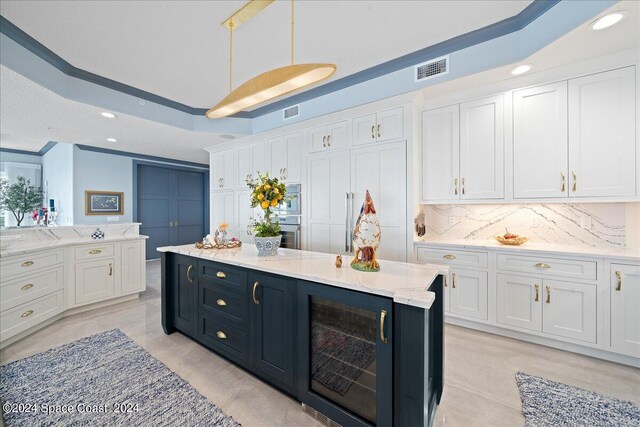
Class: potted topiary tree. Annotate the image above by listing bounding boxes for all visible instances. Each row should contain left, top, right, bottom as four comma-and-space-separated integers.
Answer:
0, 176, 43, 227
247, 172, 290, 256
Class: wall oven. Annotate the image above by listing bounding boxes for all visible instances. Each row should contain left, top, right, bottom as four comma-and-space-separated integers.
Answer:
277, 184, 301, 250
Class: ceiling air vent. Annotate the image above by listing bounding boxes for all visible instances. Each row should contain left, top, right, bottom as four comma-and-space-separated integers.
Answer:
415, 55, 449, 82
283, 104, 300, 120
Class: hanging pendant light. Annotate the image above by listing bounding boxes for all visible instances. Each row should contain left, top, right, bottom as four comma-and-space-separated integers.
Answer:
207, 0, 336, 119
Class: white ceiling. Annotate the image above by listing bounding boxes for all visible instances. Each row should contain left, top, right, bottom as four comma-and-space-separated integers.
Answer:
0, 65, 227, 163
0, 0, 532, 109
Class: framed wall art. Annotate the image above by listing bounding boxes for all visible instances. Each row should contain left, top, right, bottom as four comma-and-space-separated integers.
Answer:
85, 191, 124, 215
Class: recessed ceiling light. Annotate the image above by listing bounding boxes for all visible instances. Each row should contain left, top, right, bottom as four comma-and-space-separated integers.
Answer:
590, 11, 626, 31
101, 112, 116, 118
106, 138, 118, 142
511, 64, 533, 76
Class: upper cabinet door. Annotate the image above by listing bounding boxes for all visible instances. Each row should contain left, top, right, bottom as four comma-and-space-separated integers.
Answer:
250, 141, 266, 180
327, 120, 348, 151
283, 132, 303, 182
421, 105, 460, 202
236, 145, 252, 188
352, 114, 377, 146
459, 95, 504, 200
221, 149, 235, 190
513, 82, 569, 199
376, 107, 404, 143
211, 152, 224, 190
268, 136, 286, 179
568, 67, 636, 198
308, 125, 328, 153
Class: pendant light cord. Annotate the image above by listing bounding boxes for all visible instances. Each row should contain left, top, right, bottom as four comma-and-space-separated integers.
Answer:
290, 0, 294, 65
229, 20, 234, 92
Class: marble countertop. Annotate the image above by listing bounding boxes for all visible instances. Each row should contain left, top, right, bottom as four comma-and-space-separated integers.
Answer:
0, 234, 148, 258
414, 238, 640, 262
158, 244, 448, 309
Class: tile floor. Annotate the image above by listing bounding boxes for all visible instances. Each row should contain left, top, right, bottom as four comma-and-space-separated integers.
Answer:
1, 260, 639, 426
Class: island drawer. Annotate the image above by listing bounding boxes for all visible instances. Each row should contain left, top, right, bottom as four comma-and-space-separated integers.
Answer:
74, 243, 115, 261
416, 246, 488, 268
199, 279, 247, 327
198, 312, 249, 367
200, 260, 247, 291
0, 249, 64, 281
496, 254, 597, 281
1, 266, 64, 312
0, 290, 64, 342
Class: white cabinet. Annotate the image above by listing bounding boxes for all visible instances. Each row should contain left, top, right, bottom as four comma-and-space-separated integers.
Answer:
513, 82, 568, 199
610, 264, 640, 356
350, 141, 407, 261
568, 67, 636, 198
353, 107, 404, 146
75, 259, 116, 305
211, 191, 235, 234
307, 150, 350, 254
450, 268, 488, 320
543, 279, 597, 343
421, 105, 460, 202
497, 274, 542, 332
268, 132, 303, 182
120, 240, 145, 295
308, 121, 348, 153
459, 95, 504, 200
236, 141, 265, 188
211, 149, 235, 191
235, 190, 256, 243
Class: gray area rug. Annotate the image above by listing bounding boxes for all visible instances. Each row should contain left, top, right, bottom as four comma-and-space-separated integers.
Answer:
516, 371, 640, 427
0, 329, 240, 426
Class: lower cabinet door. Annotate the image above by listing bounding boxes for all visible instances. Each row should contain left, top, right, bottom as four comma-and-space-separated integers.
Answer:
75, 259, 116, 305
120, 240, 145, 295
449, 268, 488, 320
251, 272, 295, 393
542, 279, 597, 343
172, 255, 198, 336
497, 274, 543, 332
297, 280, 393, 427
610, 264, 640, 356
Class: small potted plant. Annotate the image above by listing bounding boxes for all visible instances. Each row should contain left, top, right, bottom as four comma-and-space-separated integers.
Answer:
247, 172, 290, 256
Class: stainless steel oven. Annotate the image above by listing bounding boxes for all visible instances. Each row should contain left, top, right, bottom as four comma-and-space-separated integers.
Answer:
277, 184, 301, 250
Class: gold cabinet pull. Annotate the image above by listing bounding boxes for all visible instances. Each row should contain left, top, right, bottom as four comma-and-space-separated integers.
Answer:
615, 271, 622, 291
21, 310, 34, 318
452, 273, 456, 289
444, 276, 448, 288
572, 171, 577, 192
21, 284, 34, 291
108, 263, 113, 276
21, 261, 34, 267
252, 281, 260, 305
89, 249, 102, 255
216, 271, 226, 278
534, 263, 551, 269
216, 298, 227, 306
561, 171, 566, 192
534, 284, 539, 302
546, 285, 551, 304
187, 265, 194, 283
461, 177, 465, 195
371, 125, 375, 139
454, 178, 458, 195
380, 310, 388, 344
216, 331, 227, 340
443, 254, 456, 260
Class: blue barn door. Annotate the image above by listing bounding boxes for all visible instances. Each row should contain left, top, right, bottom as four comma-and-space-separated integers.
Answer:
137, 164, 206, 259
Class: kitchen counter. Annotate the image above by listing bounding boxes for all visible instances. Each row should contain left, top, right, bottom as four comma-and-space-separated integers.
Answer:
157, 244, 447, 309
1, 234, 148, 258
414, 238, 640, 262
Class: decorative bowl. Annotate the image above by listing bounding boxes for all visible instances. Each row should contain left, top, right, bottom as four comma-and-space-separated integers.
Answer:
495, 235, 528, 246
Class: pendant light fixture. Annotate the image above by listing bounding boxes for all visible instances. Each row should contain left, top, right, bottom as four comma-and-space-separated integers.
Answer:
206, 0, 336, 119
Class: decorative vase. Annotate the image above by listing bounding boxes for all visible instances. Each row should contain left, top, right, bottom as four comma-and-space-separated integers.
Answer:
254, 235, 282, 256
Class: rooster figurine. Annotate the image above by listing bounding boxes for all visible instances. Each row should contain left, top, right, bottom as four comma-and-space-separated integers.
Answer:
351, 190, 381, 272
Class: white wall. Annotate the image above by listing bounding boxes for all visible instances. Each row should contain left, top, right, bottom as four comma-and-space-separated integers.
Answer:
42, 142, 74, 225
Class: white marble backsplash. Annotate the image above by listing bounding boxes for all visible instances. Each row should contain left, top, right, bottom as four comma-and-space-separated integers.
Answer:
417, 204, 627, 248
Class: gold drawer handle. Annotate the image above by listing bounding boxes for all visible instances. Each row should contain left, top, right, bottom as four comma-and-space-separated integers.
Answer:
216, 331, 227, 340
443, 254, 456, 260
216, 299, 227, 306
21, 310, 34, 318
21, 284, 34, 291
216, 271, 226, 278
89, 249, 102, 255
380, 310, 388, 344
21, 261, 34, 267
615, 271, 622, 291
534, 263, 551, 269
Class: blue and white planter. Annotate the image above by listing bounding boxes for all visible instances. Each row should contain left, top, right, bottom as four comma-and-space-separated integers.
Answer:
254, 235, 282, 256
